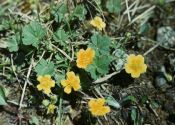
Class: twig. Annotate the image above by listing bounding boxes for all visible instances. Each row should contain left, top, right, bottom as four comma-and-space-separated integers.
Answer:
125, 0, 131, 22
143, 42, 161, 56
10, 54, 22, 89
7, 100, 27, 108
93, 71, 121, 84
129, 5, 155, 25
52, 44, 73, 61
71, 45, 74, 61
18, 57, 34, 110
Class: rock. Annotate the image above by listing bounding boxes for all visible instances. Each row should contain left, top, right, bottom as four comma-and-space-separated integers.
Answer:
157, 26, 175, 49
155, 73, 170, 91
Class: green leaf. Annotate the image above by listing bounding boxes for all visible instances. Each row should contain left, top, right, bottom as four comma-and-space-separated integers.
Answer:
51, 3, 68, 22
86, 55, 112, 79
95, 55, 112, 74
53, 29, 69, 46
139, 23, 149, 34
90, 34, 111, 55
54, 73, 65, 87
86, 64, 98, 80
123, 95, 137, 102
72, 5, 87, 20
29, 116, 39, 125
131, 108, 137, 124
35, 59, 55, 76
7, 33, 20, 52
22, 21, 46, 47
106, 96, 121, 109
106, 0, 121, 14
0, 85, 7, 105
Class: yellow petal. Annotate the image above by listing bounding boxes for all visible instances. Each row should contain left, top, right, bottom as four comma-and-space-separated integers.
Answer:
131, 72, 140, 78
44, 88, 51, 95
64, 85, 72, 94
97, 98, 105, 106
101, 22, 106, 29
67, 71, 75, 80
37, 76, 43, 82
72, 76, 81, 91
72, 83, 81, 91
127, 54, 135, 62
125, 64, 132, 74
90, 20, 97, 27
88, 99, 96, 108
101, 106, 110, 115
141, 64, 147, 73
50, 80, 55, 87
94, 16, 102, 23
61, 80, 68, 87
37, 84, 43, 91
137, 55, 144, 63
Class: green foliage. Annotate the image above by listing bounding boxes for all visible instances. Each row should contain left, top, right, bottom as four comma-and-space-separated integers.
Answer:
35, 59, 55, 76
86, 33, 113, 79
106, 0, 121, 14
131, 108, 137, 125
86, 55, 112, 79
53, 29, 69, 46
139, 23, 149, 35
51, 3, 68, 22
123, 95, 137, 103
7, 33, 20, 52
22, 21, 46, 47
0, 85, 7, 105
54, 73, 65, 87
90, 34, 111, 55
106, 96, 121, 109
29, 116, 39, 125
72, 5, 87, 21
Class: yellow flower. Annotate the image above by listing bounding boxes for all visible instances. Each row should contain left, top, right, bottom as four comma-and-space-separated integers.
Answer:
47, 104, 56, 114
61, 71, 81, 94
125, 54, 147, 78
88, 98, 110, 116
90, 16, 106, 31
37, 75, 55, 95
76, 48, 95, 69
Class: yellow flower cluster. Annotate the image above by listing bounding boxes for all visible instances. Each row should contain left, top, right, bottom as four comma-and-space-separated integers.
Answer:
61, 71, 81, 94
76, 48, 95, 69
35, 15, 147, 117
90, 16, 106, 31
37, 75, 55, 95
88, 98, 110, 116
125, 54, 147, 78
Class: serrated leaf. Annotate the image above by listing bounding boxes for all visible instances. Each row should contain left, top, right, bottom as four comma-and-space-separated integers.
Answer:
73, 5, 87, 20
90, 34, 111, 55
51, 3, 68, 22
86, 55, 112, 79
35, 59, 55, 76
22, 21, 46, 47
106, 0, 121, 14
7, 33, 20, 52
86, 64, 98, 80
53, 29, 68, 46
95, 55, 112, 74
0, 85, 7, 105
